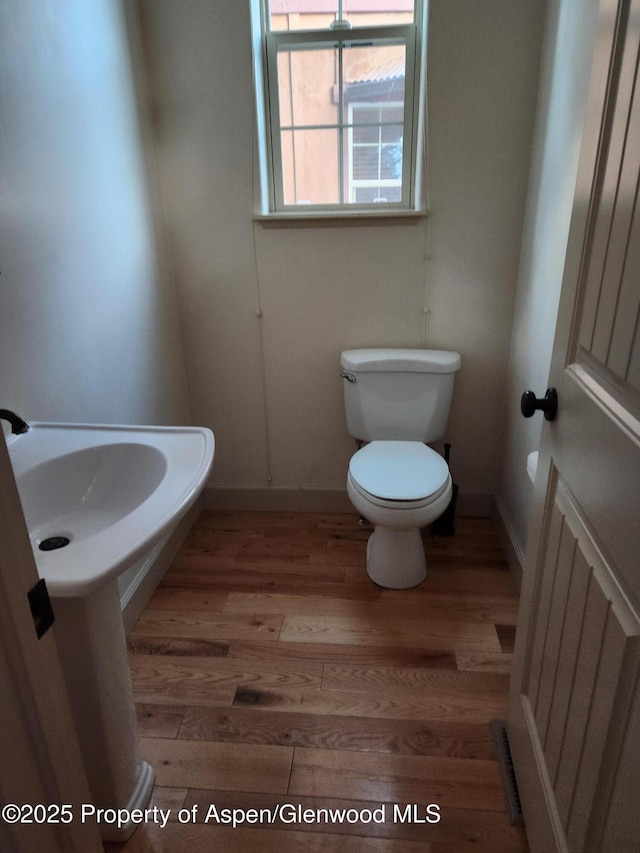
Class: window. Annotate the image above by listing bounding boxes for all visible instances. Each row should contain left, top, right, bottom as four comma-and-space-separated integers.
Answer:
251, 1, 427, 217
349, 102, 404, 203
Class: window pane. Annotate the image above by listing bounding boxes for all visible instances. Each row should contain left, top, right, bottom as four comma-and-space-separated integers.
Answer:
277, 45, 339, 128
269, 1, 415, 32
281, 128, 340, 205
351, 141, 402, 179
270, 0, 339, 32
343, 0, 414, 24
354, 185, 402, 203
380, 137, 403, 178
352, 145, 379, 180
343, 43, 406, 99
349, 96, 403, 201
381, 121, 403, 143
275, 38, 407, 206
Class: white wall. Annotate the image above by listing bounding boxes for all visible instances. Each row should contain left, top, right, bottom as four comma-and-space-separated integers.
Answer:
496, 0, 600, 567
0, 0, 189, 429
139, 0, 545, 512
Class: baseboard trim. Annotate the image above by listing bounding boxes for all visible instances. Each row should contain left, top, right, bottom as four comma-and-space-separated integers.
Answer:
493, 493, 525, 592
203, 486, 494, 518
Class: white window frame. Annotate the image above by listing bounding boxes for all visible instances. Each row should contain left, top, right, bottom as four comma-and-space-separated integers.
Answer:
250, 0, 428, 219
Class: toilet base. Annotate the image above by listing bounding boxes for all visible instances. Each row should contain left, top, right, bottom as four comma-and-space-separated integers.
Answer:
366, 526, 426, 589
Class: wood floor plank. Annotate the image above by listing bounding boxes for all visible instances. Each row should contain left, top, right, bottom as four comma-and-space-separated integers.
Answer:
232, 684, 507, 724
130, 610, 283, 642
317, 513, 370, 529
341, 565, 373, 583
128, 636, 232, 657
185, 527, 265, 545
177, 534, 271, 557
145, 588, 228, 611
456, 651, 514, 674
321, 665, 510, 697
233, 539, 325, 564
344, 563, 515, 586
423, 543, 507, 566
279, 614, 502, 652
132, 652, 323, 680
195, 510, 320, 530
309, 536, 369, 567
136, 703, 186, 738
289, 747, 505, 812
131, 666, 235, 709
223, 591, 518, 624
424, 526, 506, 557
139, 737, 293, 793
377, 567, 519, 600
129, 655, 322, 708
161, 574, 385, 601
262, 525, 361, 542
224, 640, 457, 668
423, 555, 510, 572
177, 706, 498, 759
166, 559, 346, 583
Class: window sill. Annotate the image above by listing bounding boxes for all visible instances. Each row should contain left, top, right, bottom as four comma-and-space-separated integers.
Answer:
253, 209, 428, 228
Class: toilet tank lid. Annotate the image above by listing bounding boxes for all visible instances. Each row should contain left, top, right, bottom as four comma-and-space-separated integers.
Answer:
340, 349, 461, 373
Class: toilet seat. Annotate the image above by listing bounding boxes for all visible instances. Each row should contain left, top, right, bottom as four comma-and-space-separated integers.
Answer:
348, 441, 450, 507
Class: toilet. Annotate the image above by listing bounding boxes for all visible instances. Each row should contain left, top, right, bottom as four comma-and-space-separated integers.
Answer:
341, 348, 461, 588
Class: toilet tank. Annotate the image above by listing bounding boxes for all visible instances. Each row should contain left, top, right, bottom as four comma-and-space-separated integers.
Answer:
340, 349, 461, 442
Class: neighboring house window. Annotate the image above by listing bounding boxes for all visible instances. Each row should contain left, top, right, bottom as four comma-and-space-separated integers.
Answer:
348, 102, 404, 203
250, 0, 427, 216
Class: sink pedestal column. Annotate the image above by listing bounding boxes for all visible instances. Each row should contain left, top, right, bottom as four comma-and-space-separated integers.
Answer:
52, 579, 153, 842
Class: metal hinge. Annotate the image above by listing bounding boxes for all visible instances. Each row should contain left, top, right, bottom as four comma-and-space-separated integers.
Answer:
27, 578, 55, 639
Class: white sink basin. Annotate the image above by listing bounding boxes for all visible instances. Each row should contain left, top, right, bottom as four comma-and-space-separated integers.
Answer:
6, 419, 214, 840
8, 422, 214, 597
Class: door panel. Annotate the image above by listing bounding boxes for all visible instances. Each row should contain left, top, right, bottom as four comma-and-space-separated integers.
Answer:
579, 3, 640, 370
599, 685, 640, 848
508, 1, 640, 850
512, 471, 640, 851
520, 473, 640, 847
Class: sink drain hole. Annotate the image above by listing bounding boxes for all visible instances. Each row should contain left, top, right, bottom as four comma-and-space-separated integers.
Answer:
39, 536, 71, 552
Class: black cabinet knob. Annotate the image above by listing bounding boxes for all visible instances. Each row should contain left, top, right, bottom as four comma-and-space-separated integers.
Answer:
521, 388, 558, 421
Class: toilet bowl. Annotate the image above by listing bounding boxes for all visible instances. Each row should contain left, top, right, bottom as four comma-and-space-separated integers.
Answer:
340, 348, 461, 589
347, 440, 452, 587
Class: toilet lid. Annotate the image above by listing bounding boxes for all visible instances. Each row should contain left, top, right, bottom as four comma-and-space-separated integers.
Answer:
349, 441, 450, 501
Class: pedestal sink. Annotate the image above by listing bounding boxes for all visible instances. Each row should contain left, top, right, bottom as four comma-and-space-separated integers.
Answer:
7, 422, 214, 841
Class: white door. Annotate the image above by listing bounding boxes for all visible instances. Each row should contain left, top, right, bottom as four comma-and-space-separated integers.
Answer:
508, 0, 640, 851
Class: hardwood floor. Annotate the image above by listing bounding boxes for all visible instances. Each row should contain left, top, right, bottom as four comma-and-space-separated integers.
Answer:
106, 511, 528, 852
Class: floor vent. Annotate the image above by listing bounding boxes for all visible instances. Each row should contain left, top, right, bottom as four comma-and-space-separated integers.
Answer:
490, 719, 524, 826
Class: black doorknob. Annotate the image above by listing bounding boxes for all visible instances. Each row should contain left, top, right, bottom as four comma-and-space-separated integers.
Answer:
520, 388, 558, 421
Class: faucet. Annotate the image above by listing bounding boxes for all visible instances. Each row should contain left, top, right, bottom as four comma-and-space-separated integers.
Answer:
0, 409, 30, 435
